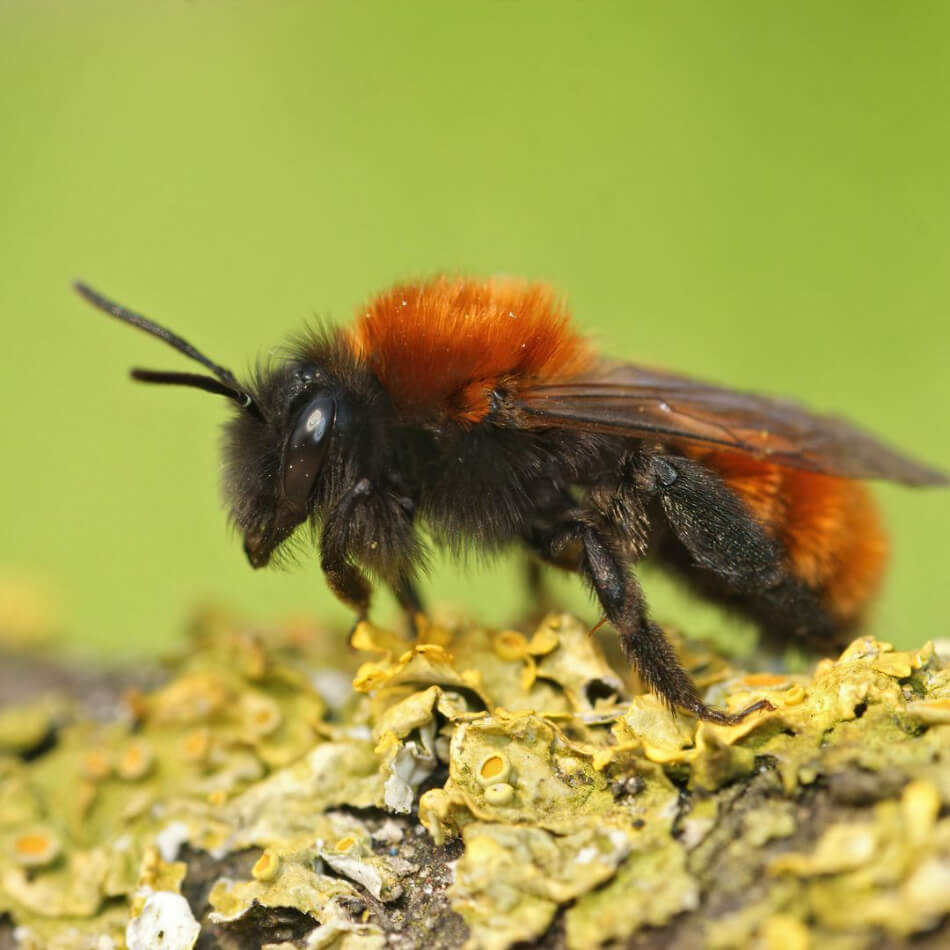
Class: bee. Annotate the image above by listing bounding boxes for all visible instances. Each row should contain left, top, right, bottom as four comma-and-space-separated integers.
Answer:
74, 277, 946, 723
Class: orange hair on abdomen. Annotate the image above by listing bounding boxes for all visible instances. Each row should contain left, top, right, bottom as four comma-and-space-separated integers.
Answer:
348, 276, 592, 423
689, 450, 888, 623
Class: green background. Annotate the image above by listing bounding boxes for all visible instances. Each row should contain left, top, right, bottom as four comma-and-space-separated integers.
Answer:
1, 0, 948, 657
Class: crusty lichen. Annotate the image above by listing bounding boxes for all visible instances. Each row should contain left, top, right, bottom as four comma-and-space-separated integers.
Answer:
1, 612, 949, 949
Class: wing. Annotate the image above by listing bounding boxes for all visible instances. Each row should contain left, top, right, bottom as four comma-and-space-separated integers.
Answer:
512, 362, 947, 486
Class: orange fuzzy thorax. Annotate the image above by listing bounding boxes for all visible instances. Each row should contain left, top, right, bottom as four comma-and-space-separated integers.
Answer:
348, 276, 593, 423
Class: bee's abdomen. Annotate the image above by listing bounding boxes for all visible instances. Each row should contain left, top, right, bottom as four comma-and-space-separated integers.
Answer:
692, 450, 888, 623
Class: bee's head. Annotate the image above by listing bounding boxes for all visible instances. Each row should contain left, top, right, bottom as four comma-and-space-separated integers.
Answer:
73, 282, 340, 569
222, 362, 338, 569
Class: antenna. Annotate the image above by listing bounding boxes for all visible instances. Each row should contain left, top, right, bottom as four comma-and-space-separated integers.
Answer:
73, 281, 262, 418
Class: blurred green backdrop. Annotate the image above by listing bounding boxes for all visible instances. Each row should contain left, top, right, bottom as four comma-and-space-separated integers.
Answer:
1, 0, 948, 657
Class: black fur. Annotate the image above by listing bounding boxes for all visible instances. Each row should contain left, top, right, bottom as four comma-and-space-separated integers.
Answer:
217, 331, 843, 723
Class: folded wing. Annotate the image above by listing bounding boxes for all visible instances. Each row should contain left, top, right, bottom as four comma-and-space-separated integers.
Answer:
512, 362, 946, 486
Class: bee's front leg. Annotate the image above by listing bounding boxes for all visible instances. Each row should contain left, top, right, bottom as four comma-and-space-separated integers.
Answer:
320, 478, 374, 616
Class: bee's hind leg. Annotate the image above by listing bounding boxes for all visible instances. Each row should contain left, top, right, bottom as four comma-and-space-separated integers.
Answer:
647, 454, 846, 647
392, 572, 425, 636
531, 515, 771, 724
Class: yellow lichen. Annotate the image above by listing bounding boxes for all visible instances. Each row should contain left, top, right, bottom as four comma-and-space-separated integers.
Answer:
79, 748, 112, 782
483, 783, 515, 805
117, 739, 154, 781
0, 615, 948, 948
181, 727, 211, 763
475, 753, 510, 786
10, 828, 61, 868
491, 631, 528, 662
251, 850, 280, 881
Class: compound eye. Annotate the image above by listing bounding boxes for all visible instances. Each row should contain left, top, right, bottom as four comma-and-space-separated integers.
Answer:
282, 396, 335, 509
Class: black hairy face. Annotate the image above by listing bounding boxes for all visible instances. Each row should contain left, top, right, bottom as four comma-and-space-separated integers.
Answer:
222, 359, 336, 568
220, 329, 388, 570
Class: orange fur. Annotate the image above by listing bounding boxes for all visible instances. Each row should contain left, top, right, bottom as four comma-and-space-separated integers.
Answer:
348, 278, 887, 619
779, 471, 887, 620
690, 450, 888, 622
348, 276, 592, 423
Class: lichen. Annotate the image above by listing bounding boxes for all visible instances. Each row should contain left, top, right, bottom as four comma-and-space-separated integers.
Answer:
1, 614, 949, 948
